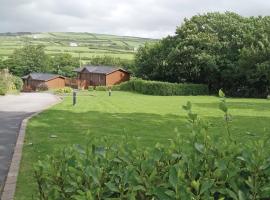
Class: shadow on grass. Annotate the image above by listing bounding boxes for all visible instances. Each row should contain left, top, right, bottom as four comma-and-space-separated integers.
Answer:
194, 101, 270, 111
27, 108, 270, 149
28, 109, 186, 146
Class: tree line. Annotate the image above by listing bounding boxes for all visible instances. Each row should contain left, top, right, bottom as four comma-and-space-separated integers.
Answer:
135, 12, 270, 97
0, 45, 79, 77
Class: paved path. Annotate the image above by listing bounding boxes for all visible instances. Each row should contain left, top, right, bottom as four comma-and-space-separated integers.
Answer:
0, 93, 58, 191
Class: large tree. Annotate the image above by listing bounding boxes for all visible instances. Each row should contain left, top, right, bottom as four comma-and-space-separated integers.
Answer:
50, 53, 79, 77
7, 45, 50, 76
135, 12, 270, 97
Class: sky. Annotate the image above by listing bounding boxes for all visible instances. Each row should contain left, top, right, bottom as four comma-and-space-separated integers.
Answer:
0, 0, 269, 38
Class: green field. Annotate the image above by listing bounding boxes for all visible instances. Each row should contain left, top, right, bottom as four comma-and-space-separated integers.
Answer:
15, 91, 270, 199
0, 32, 156, 61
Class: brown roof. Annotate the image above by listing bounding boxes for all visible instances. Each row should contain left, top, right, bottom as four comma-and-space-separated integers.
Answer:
74, 65, 130, 75
22, 73, 65, 81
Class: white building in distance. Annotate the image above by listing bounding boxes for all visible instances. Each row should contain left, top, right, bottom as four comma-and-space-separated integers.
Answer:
69, 42, 78, 47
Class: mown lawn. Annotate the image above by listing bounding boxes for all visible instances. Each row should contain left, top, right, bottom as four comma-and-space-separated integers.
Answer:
15, 91, 270, 199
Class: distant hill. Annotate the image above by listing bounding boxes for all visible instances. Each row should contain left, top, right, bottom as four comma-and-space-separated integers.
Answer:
0, 32, 156, 61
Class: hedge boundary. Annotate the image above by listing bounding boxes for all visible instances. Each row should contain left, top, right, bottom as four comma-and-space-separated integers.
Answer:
118, 79, 209, 96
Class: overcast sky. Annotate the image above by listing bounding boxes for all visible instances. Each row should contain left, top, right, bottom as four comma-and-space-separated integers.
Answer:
0, 0, 269, 38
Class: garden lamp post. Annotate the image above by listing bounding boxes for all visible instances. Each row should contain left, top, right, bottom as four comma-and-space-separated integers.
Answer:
109, 88, 112, 96
73, 90, 77, 106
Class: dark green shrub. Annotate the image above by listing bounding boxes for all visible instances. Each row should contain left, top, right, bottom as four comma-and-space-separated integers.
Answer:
11, 75, 23, 91
119, 79, 209, 96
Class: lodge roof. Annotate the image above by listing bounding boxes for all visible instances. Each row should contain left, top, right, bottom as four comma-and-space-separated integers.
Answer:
22, 73, 65, 81
73, 65, 130, 75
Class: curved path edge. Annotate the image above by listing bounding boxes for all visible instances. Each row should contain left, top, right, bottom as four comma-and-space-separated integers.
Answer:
1, 96, 62, 200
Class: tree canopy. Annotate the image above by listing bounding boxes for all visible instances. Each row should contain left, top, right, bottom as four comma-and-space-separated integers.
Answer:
50, 53, 79, 77
7, 45, 50, 76
135, 12, 270, 97
0, 45, 80, 77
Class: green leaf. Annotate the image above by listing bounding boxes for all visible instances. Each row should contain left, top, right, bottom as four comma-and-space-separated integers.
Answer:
200, 179, 214, 194
105, 182, 119, 193
86, 166, 100, 185
169, 167, 178, 188
194, 143, 204, 154
188, 112, 197, 121
182, 101, 192, 111
238, 190, 246, 200
132, 185, 145, 191
153, 187, 173, 200
219, 89, 225, 98
153, 148, 163, 161
191, 180, 200, 193
226, 189, 238, 200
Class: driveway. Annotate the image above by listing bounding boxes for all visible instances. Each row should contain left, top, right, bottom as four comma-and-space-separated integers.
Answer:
0, 93, 59, 190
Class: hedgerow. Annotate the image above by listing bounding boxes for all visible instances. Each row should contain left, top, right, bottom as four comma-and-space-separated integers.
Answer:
34, 91, 270, 200
119, 79, 209, 96
88, 85, 121, 92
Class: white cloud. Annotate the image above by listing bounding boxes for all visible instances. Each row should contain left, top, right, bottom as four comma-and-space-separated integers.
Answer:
0, 0, 269, 38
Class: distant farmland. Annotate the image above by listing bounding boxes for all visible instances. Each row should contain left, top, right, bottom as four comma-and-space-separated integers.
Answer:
0, 32, 156, 61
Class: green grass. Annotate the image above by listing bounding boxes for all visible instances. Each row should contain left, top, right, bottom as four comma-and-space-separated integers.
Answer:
0, 32, 156, 61
15, 91, 270, 199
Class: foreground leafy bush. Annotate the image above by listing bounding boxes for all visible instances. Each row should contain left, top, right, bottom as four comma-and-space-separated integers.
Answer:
34, 91, 270, 199
119, 79, 209, 96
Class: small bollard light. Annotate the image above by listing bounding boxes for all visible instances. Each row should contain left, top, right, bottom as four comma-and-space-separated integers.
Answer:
109, 88, 112, 96
73, 90, 77, 106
